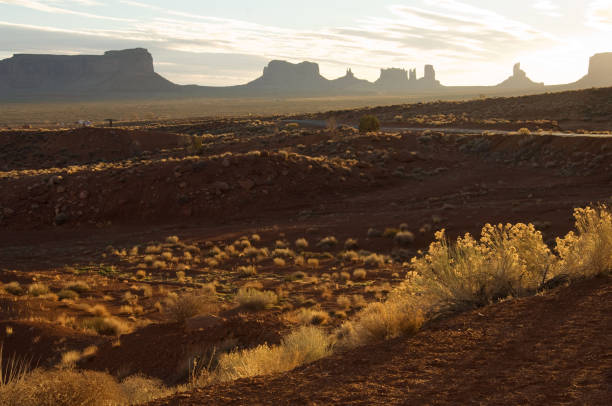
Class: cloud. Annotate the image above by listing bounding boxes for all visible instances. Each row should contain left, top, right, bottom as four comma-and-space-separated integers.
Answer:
0, 0, 133, 22
587, 0, 612, 30
0, 0, 561, 85
532, 1, 562, 17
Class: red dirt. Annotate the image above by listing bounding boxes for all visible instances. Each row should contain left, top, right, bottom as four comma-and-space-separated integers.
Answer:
1, 94, 611, 405
150, 275, 612, 405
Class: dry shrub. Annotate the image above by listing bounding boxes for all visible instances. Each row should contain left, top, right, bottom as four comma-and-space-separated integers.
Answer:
0, 369, 126, 406
57, 290, 79, 300
363, 253, 386, 268
236, 288, 278, 310
555, 205, 612, 278
88, 304, 110, 317
317, 236, 338, 249
295, 238, 309, 250
273, 258, 286, 267
272, 248, 295, 259
166, 235, 180, 244
207, 326, 332, 383
290, 308, 330, 326
338, 295, 424, 348
167, 290, 217, 323
409, 223, 553, 311
305, 258, 318, 269
120, 374, 175, 404
65, 282, 90, 294
3, 282, 24, 296
27, 283, 49, 297
237, 265, 257, 277
344, 238, 359, 250
394, 231, 415, 245
0, 368, 172, 406
81, 317, 131, 336
336, 295, 351, 310
352, 269, 367, 280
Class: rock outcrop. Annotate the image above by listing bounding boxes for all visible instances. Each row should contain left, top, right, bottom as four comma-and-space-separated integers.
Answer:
374, 65, 441, 91
575, 53, 612, 87
496, 63, 544, 89
0, 48, 177, 98
330, 68, 372, 92
246, 60, 330, 93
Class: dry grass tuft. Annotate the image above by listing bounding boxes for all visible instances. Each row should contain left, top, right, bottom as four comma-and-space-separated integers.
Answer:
166, 289, 217, 323
236, 288, 278, 310
338, 295, 424, 348
206, 326, 332, 384
81, 317, 131, 336
352, 269, 367, 280
27, 283, 49, 297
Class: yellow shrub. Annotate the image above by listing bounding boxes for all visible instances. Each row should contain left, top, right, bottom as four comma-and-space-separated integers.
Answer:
409, 223, 553, 310
555, 204, 612, 278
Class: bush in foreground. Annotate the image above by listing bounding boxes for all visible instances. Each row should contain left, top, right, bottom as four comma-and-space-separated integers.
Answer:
408, 223, 554, 311
358, 115, 380, 133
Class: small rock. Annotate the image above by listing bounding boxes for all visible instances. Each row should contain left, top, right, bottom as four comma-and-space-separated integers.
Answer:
222, 158, 231, 167
55, 212, 69, 225
238, 179, 255, 191
212, 181, 230, 192
56, 186, 66, 193
79, 191, 89, 200
3, 207, 14, 216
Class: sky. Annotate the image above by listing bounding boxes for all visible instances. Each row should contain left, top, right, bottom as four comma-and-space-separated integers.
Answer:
0, 0, 611, 86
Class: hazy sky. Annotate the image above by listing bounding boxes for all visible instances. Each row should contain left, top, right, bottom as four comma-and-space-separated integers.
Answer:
0, 0, 611, 86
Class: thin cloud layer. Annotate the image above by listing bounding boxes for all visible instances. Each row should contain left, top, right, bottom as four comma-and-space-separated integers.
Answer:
0, 0, 607, 85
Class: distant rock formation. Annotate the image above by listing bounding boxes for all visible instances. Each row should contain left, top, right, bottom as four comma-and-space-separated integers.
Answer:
375, 68, 410, 90
497, 63, 544, 89
374, 65, 441, 91
0, 48, 176, 96
0, 48, 611, 101
246, 60, 330, 92
574, 53, 612, 88
330, 68, 372, 92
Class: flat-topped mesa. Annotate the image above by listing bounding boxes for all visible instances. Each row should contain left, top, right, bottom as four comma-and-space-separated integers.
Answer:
496, 62, 544, 89
583, 52, 612, 86
0, 48, 175, 93
259, 60, 325, 85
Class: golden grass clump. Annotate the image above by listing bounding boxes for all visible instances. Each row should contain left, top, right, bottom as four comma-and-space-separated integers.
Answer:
3, 282, 24, 296
57, 289, 79, 300
27, 283, 49, 297
363, 253, 386, 268
0, 369, 126, 406
352, 268, 367, 280
166, 289, 217, 323
394, 231, 415, 245
273, 258, 286, 267
292, 308, 330, 326
206, 326, 332, 383
338, 295, 424, 348
236, 288, 278, 310
0, 367, 173, 406
65, 281, 90, 294
295, 238, 309, 250
316, 236, 338, 249
81, 317, 131, 336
